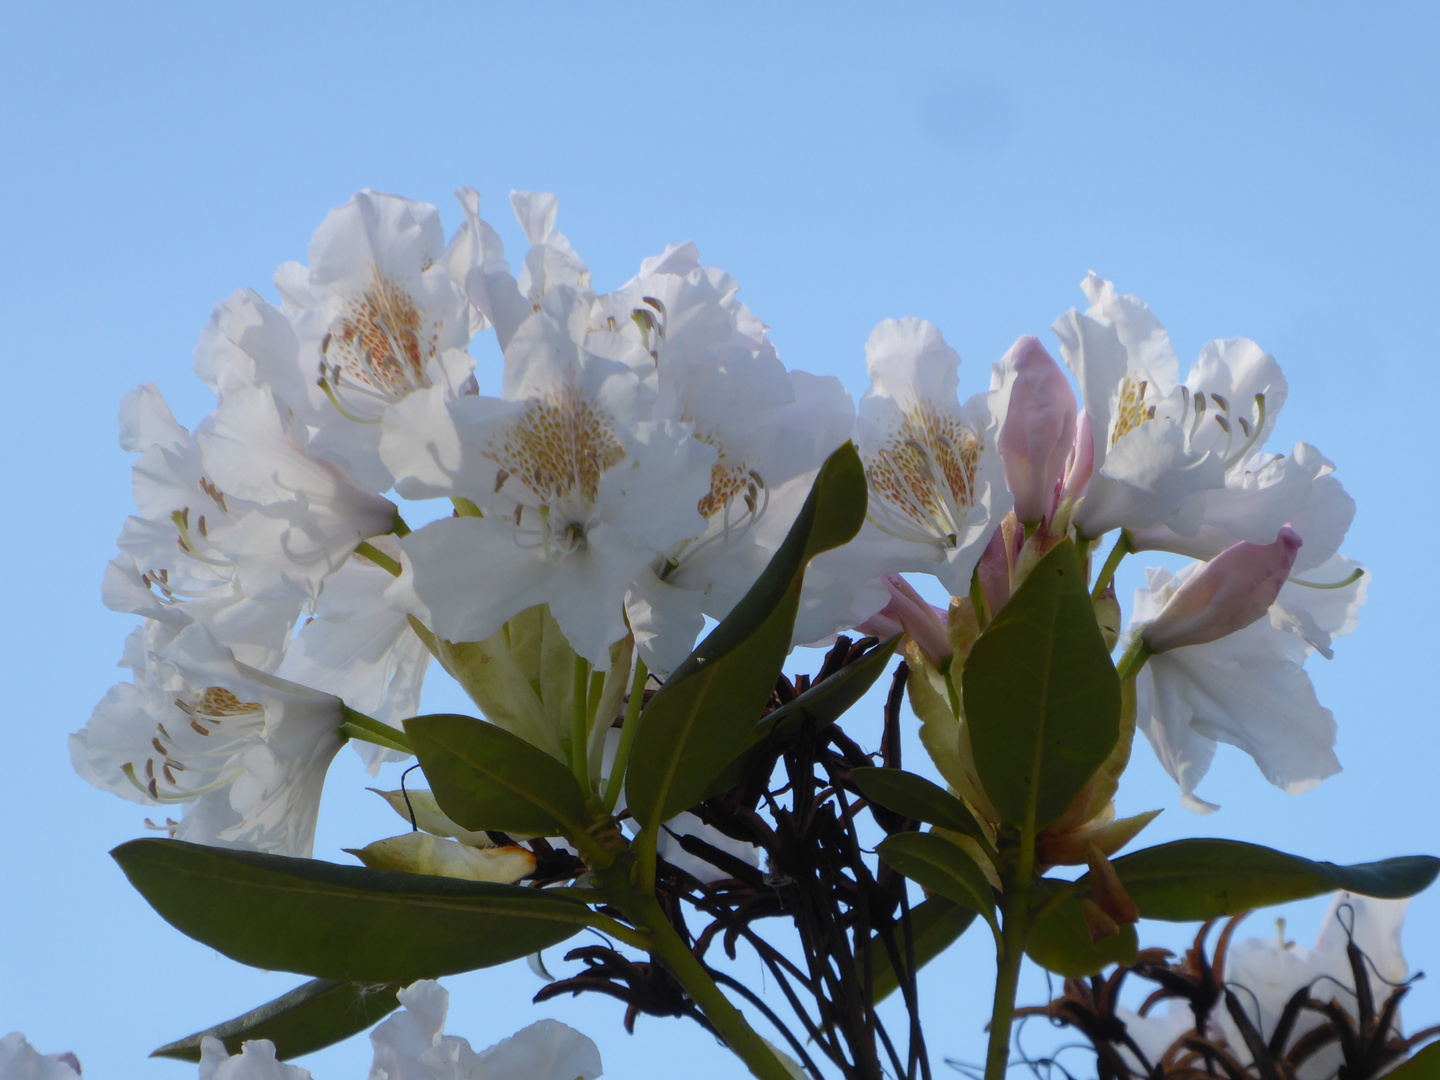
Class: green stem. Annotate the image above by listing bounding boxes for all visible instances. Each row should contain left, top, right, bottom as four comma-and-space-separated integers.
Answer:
339, 705, 412, 754
603, 658, 649, 814
984, 829, 1036, 1080
623, 889, 794, 1080
354, 540, 402, 578
969, 566, 991, 631
1090, 530, 1133, 599
451, 496, 483, 518
390, 510, 412, 537
1115, 634, 1153, 683
570, 654, 592, 794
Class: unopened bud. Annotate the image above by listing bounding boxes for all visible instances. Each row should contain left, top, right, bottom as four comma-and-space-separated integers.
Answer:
1093, 583, 1121, 652
1060, 411, 1095, 507
1142, 527, 1302, 653
1000, 337, 1078, 525
856, 575, 951, 668
346, 832, 536, 884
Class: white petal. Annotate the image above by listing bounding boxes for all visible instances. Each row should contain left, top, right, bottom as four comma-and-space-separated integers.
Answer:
471, 1019, 603, 1080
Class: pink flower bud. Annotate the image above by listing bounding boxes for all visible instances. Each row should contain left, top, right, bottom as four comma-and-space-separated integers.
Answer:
1000, 336, 1078, 524
1142, 527, 1303, 653
1060, 410, 1094, 507
855, 574, 952, 668
976, 515, 1021, 615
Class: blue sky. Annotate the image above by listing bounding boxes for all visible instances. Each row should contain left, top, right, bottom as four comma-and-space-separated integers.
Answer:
4, 4, 1439, 1077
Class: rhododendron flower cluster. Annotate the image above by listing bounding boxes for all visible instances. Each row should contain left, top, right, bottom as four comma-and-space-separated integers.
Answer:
73, 186, 1414, 1080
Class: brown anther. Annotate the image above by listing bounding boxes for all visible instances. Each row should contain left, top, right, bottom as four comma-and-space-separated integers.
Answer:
1211, 392, 1230, 413
151, 737, 167, 756
1238, 416, 1251, 437
1214, 415, 1231, 434
494, 468, 510, 493
197, 515, 208, 538
190, 720, 210, 736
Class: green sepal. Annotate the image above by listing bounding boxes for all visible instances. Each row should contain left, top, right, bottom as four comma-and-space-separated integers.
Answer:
113, 839, 592, 983
1102, 839, 1440, 922
875, 832, 997, 933
867, 897, 977, 1005
404, 713, 590, 837
150, 979, 400, 1062
849, 766, 988, 845
625, 444, 867, 828
962, 539, 1121, 831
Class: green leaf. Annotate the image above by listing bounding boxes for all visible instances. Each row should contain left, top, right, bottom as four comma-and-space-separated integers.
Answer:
1383, 1040, 1440, 1079
761, 635, 901, 739
625, 444, 867, 827
1025, 889, 1138, 978
151, 979, 400, 1062
405, 714, 590, 837
962, 539, 1121, 831
849, 767, 988, 844
876, 832, 997, 932
113, 839, 592, 983
868, 897, 977, 1005
700, 635, 900, 801
1103, 840, 1440, 922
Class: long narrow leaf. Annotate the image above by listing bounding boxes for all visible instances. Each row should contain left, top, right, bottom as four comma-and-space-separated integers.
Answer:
114, 839, 593, 983
1104, 840, 1440, 922
151, 979, 400, 1062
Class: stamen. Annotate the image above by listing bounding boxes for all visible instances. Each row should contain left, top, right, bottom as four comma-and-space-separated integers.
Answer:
1286, 567, 1366, 591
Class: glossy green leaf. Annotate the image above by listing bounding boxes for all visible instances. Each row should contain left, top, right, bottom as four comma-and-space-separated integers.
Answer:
868, 897, 977, 1005
1382, 1040, 1440, 1079
962, 540, 1120, 831
1025, 889, 1138, 978
849, 767, 988, 844
151, 979, 400, 1062
1103, 840, 1440, 922
876, 832, 997, 931
701, 635, 901, 800
762, 635, 901, 739
626, 444, 867, 827
113, 839, 592, 983
405, 714, 589, 837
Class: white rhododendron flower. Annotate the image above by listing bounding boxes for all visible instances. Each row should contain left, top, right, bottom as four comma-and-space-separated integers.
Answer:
72, 624, 345, 856
368, 980, 602, 1080
264, 190, 482, 494
0, 1034, 82, 1080
109, 384, 303, 670
798, 317, 1009, 643
1130, 562, 1345, 811
1053, 273, 1228, 538
388, 284, 715, 668
602, 243, 854, 672
277, 538, 428, 774
198, 1038, 311, 1080
1220, 893, 1410, 1080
